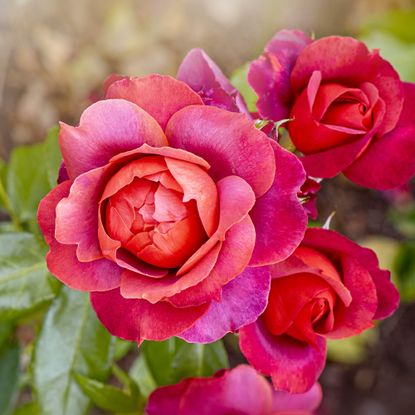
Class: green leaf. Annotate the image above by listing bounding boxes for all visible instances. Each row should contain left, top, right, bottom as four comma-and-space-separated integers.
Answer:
33, 287, 114, 415
0, 339, 20, 415
12, 402, 39, 415
141, 338, 229, 387
129, 354, 157, 398
7, 126, 61, 231
230, 63, 257, 112
114, 338, 134, 361
75, 372, 144, 413
0, 233, 58, 320
393, 241, 415, 302
0, 158, 6, 210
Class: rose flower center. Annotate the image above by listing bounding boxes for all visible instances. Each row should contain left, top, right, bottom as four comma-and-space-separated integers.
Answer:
263, 247, 342, 345
99, 155, 213, 269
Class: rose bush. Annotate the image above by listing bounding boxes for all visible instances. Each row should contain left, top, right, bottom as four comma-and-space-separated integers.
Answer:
249, 29, 415, 189
37, 74, 307, 344
146, 365, 322, 415
239, 227, 399, 393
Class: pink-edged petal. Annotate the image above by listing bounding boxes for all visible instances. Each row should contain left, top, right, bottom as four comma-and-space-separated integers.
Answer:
239, 320, 327, 393
38, 180, 122, 291
249, 141, 307, 266
166, 105, 276, 197
168, 215, 257, 308
55, 166, 110, 261
181, 365, 273, 415
146, 379, 190, 415
291, 36, 404, 135
327, 255, 378, 339
248, 29, 312, 121
179, 264, 270, 343
119, 243, 222, 303
272, 382, 322, 413
177, 48, 250, 115
344, 82, 415, 189
90, 289, 210, 343
110, 143, 210, 170
59, 99, 167, 178
165, 157, 219, 237
303, 228, 399, 320
105, 75, 203, 130
177, 175, 255, 275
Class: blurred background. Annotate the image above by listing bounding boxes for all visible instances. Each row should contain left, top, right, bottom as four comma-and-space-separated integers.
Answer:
1, 0, 415, 414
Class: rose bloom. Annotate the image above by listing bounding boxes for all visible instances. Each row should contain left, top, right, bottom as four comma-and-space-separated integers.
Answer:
239, 228, 399, 393
146, 365, 322, 415
38, 75, 307, 343
249, 30, 415, 189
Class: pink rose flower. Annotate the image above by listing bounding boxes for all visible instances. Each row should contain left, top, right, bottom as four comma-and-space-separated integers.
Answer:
146, 365, 322, 415
239, 227, 399, 393
249, 29, 415, 189
38, 74, 307, 343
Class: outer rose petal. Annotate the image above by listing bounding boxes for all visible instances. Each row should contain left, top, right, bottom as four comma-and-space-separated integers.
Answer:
303, 228, 399, 320
59, 99, 167, 178
177, 48, 250, 115
272, 383, 323, 413
147, 365, 273, 415
291, 36, 404, 135
90, 289, 210, 343
248, 29, 312, 121
239, 319, 327, 393
344, 82, 415, 189
38, 181, 122, 291
179, 265, 270, 343
105, 74, 203, 130
249, 141, 307, 266
166, 105, 276, 197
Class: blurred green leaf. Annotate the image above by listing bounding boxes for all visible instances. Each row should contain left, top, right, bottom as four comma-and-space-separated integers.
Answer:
33, 287, 114, 415
141, 338, 229, 387
328, 328, 377, 364
230, 63, 257, 112
0, 233, 58, 321
74, 372, 144, 413
360, 31, 415, 82
129, 354, 157, 398
12, 403, 39, 415
0, 338, 20, 415
7, 127, 61, 232
393, 241, 415, 302
114, 338, 134, 361
361, 9, 415, 44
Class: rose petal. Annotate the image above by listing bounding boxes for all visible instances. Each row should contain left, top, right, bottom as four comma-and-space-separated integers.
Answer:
272, 382, 323, 413
249, 141, 307, 266
179, 265, 270, 343
105, 75, 203, 130
239, 319, 327, 393
166, 105, 275, 197
90, 289, 210, 343
59, 99, 167, 178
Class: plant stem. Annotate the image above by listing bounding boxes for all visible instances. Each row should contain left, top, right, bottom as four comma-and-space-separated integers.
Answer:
0, 180, 22, 231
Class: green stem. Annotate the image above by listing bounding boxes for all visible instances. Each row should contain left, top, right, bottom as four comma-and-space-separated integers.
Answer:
0, 180, 22, 231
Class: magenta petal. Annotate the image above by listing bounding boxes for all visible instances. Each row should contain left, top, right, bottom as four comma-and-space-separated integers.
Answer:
179, 266, 270, 343
248, 29, 312, 121
344, 83, 415, 189
105, 74, 203, 130
250, 141, 307, 266
59, 99, 167, 178
38, 180, 121, 291
177, 48, 249, 115
146, 379, 189, 415
239, 319, 327, 393
55, 166, 109, 261
166, 105, 276, 197
90, 289, 210, 343
272, 383, 322, 413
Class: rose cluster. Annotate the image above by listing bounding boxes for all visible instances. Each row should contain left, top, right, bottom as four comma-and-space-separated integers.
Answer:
38, 29, 405, 412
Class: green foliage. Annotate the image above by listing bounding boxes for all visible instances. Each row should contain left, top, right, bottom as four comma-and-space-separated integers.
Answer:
393, 241, 415, 302
32, 287, 114, 415
230, 62, 258, 112
0, 233, 59, 320
139, 337, 229, 387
